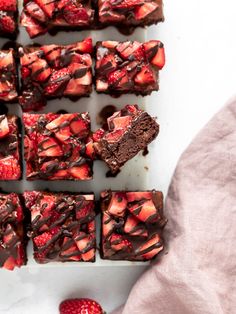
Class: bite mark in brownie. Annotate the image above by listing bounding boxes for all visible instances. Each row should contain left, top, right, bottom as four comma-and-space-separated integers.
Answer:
95, 40, 165, 95
100, 190, 166, 261
19, 38, 93, 112
0, 193, 27, 270
23, 112, 93, 180
23, 191, 96, 263
0, 49, 18, 102
0, 115, 21, 180
20, 0, 95, 38
93, 104, 159, 174
0, 0, 18, 38
98, 0, 164, 30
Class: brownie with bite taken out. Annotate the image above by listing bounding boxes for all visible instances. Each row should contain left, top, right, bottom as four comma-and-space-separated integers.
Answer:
23, 191, 96, 263
100, 190, 167, 261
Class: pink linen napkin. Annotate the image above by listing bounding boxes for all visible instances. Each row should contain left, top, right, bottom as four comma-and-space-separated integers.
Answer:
113, 99, 236, 314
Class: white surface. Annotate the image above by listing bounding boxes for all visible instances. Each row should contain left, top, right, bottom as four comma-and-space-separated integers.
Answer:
1, 0, 236, 313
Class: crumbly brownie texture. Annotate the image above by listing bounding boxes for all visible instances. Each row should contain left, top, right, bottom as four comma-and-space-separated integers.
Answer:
23, 191, 96, 263
0, 193, 26, 270
23, 112, 94, 180
98, 0, 163, 29
20, 0, 94, 38
0, 115, 21, 180
95, 40, 165, 95
100, 190, 166, 261
93, 105, 159, 174
0, 0, 18, 38
0, 49, 18, 102
19, 38, 93, 112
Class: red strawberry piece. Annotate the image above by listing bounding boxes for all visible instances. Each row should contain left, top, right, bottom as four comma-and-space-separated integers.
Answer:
38, 137, 63, 157
41, 45, 61, 68
102, 41, 118, 49
108, 68, 129, 87
40, 194, 56, 216
45, 68, 71, 95
104, 129, 123, 143
98, 54, 117, 75
3, 224, 15, 244
151, 44, 165, 69
92, 129, 105, 142
0, 50, 13, 68
107, 192, 127, 217
0, 16, 15, 33
124, 215, 148, 237
76, 202, 95, 221
31, 58, 51, 82
110, 0, 144, 9
70, 118, 89, 137
134, 2, 159, 20
75, 232, 95, 261
53, 169, 68, 178
59, 298, 104, 314
74, 38, 93, 54
35, 0, 55, 17
124, 104, 139, 115
135, 65, 156, 85
128, 199, 158, 223
110, 234, 132, 252
20, 12, 47, 38
46, 114, 74, 130
63, 3, 89, 25
21, 66, 31, 79
0, 115, 9, 138
25, 1, 47, 23
34, 232, 52, 247
126, 191, 152, 202
102, 212, 115, 237
0, 156, 21, 180
111, 116, 132, 130
0, 0, 16, 11
88, 221, 95, 233
96, 79, 108, 92
61, 239, 81, 261
136, 233, 163, 260
86, 141, 95, 159
116, 41, 143, 60
69, 163, 91, 180
3, 256, 16, 271
23, 191, 40, 208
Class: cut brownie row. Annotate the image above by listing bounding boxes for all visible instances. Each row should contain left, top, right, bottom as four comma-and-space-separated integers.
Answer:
0, 105, 159, 181
0, 189, 166, 270
0, 38, 165, 109
20, 0, 164, 38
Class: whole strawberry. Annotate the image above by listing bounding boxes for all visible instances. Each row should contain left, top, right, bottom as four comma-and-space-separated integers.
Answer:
59, 298, 105, 314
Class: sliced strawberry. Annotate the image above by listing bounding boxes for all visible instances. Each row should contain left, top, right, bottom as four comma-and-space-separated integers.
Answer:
110, 234, 132, 252
0, 50, 13, 68
104, 129, 123, 143
25, 1, 47, 23
46, 114, 73, 130
0, 0, 16, 11
124, 215, 148, 237
108, 68, 129, 88
96, 79, 108, 92
102, 41, 118, 49
136, 233, 163, 260
21, 66, 31, 79
98, 54, 117, 75
31, 58, 51, 82
59, 298, 104, 314
34, 232, 52, 247
0, 156, 21, 180
134, 2, 159, 20
3, 256, 16, 271
35, 0, 55, 17
103, 212, 115, 237
69, 163, 91, 180
111, 116, 132, 130
53, 169, 68, 178
3, 224, 15, 244
151, 44, 165, 69
111, 0, 144, 9
0, 16, 15, 33
128, 199, 158, 223
63, 3, 89, 25
76, 201, 95, 221
41, 45, 61, 68
124, 104, 139, 115
61, 237, 81, 261
85, 141, 95, 159
72, 38, 93, 54
0, 116, 9, 138
40, 194, 56, 216
70, 118, 89, 137
135, 65, 156, 85
38, 137, 63, 157
107, 192, 127, 217
20, 12, 47, 38
92, 129, 105, 142
45, 68, 71, 95
75, 232, 95, 261
116, 41, 143, 60
126, 191, 152, 202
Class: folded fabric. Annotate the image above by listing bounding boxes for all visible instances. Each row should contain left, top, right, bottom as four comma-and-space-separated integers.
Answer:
113, 99, 236, 314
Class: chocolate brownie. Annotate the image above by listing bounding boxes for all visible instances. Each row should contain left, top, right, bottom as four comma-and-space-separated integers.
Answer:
20, 0, 95, 38
100, 190, 166, 261
93, 104, 159, 174
23, 191, 96, 263
19, 38, 93, 112
95, 40, 165, 95
0, 193, 27, 270
0, 115, 21, 180
0, 0, 18, 38
23, 112, 93, 180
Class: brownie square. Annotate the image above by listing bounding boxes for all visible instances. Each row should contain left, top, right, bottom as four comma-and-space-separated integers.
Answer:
0, 193, 27, 270
0, 0, 18, 38
0, 115, 21, 180
23, 112, 94, 180
95, 40, 165, 95
19, 38, 93, 112
0, 49, 18, 102
20, 0, 94, 38
98, 0, 164, 30
100, 190, 167, 261
23, 191, 96, 263
93, 104, 159, 174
